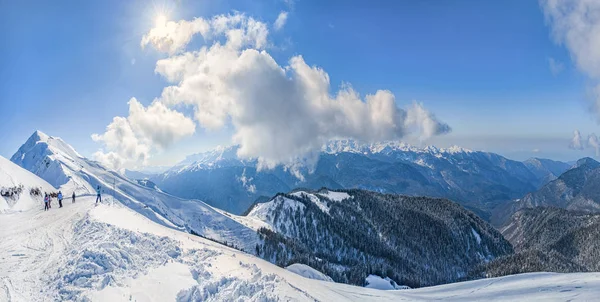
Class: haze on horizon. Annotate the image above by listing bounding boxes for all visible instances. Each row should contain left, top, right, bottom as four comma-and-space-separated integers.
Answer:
2, 0, 600, 169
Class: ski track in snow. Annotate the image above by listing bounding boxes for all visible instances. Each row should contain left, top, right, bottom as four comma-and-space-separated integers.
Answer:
2, 196, 600, 301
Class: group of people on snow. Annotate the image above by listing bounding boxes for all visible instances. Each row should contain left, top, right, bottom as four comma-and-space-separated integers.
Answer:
43, 185, 102, 211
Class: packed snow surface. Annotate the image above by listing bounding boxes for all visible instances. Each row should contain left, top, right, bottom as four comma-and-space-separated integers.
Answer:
2, 194, 600, 301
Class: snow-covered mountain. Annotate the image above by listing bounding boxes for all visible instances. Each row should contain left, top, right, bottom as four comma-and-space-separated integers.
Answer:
523, 157, 571, 188
477, 207, 600, 277
493, 157, 600, 226
239, 189, 513, 287
0, 155, 55, 213
10, 131, 259, 251
3, 188, 598, 301
151, 140, 559, 217
3, 131, 600, 301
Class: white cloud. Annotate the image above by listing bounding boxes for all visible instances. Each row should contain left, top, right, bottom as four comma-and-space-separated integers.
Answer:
95, 11, 451, 172
91, 116, 151, 171
548, 57, 564, 75
405, 102, 452, 141
92, 98, 195, 170
141, 17, 210, 54
127, 98, 196, 149
568, 130, 600, 157
148, 16, 450, 169
237, 168, 256, 193
274, 11, 288, 31
569, 130, 584, 150
532, 148, 541, 153
141, 13, 268, 54
541, 0, 600, 116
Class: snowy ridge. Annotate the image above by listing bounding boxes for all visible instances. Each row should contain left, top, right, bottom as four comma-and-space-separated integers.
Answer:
246, 189, 345, 229
10, 131, 259, 251
151, 137, 543, 218
165, 145, 243, 175
165, 140, 475, 174
322, 139, 474, 156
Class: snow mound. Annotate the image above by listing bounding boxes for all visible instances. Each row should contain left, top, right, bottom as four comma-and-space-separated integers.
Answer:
317, 190, 351, 202
0, 155, 55, 213
364, 275, 410, 290
286, 264, 333, 282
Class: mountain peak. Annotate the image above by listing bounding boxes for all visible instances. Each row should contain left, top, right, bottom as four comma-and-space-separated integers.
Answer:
19, 130, 50, 151
30, 130, 50, 142
573, 157, 600, 169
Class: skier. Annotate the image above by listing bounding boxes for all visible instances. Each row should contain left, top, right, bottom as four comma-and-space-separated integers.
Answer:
48, 194, 52, 209
72, 191, 76, 203
95, 185, 101, 204
44, 193, 49, 211
58, 191, 63, 208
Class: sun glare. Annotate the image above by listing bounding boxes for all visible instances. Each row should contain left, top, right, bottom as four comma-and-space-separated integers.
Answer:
155, 14, 167, 27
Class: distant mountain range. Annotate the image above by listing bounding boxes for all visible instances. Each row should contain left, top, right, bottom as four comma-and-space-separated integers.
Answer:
476, 207, 600, 277
148, 140, 570, 217
492, 157, 600, 225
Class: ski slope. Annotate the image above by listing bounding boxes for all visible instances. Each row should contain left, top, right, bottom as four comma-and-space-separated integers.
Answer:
1, 195, 599, 301
10, 131, 259, 251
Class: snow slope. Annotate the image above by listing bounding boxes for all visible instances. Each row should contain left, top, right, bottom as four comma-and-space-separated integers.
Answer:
1, 193, 600, 301
286, 264, 333, 282
10, 131, 259, 251
0, 156, 55, 213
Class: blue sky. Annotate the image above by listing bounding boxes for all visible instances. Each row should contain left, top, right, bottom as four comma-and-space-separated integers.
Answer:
1, 0, 599, 166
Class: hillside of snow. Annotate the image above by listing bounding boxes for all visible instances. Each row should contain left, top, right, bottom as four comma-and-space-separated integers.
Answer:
3, 131, 600, 301
243, 189, 513, 287
286, 264, 334, 282
0, 155, 55, 213
1, 192, 599, 301
10, 131, 259, 251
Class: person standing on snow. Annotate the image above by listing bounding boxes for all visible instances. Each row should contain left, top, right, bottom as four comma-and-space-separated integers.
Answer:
95, 185, 102, 204
58, 191, 63, 208
44, 193, 49, 211
48, 194, 52, 209
72, 191, 76, 203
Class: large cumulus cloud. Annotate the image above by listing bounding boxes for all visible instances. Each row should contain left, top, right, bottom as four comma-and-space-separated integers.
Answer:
92, 98, 195, 170
94, 12, 450, 171
541, 0, 600, 117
